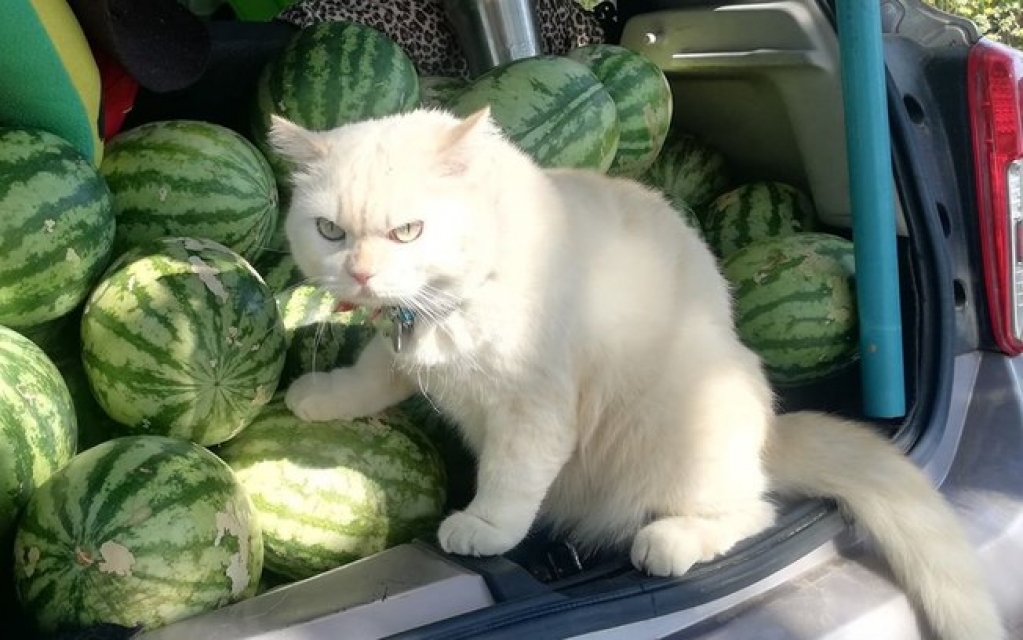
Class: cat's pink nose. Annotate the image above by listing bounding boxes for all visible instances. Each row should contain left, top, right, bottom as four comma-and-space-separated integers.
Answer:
349, 269, 374, 285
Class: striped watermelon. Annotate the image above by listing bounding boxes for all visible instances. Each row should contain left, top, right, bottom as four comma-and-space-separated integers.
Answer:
640, 131, 731, 215
276, 284, 376, 389
419, 75, 467, 109
52, 343, 126, 453
13, 435, 263, 633
251, 206, 304, 294
254, 250, 305, 295
703, 181, 815, 259
251, 21, 420, 181
396, 394, 476, 511
0, 128, 115, 328
100, 120, 278, 263
723, 233, 858, 386
565, 44, 672, 177
80, 237, 287, 446
0, 326, 77, 542
446, 56, 620, 171
217, 396, 446, 580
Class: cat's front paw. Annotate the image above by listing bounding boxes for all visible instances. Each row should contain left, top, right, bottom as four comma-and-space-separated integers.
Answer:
285, 373, 338, 422
437, 510, 521, 557
285, 372, 364, 422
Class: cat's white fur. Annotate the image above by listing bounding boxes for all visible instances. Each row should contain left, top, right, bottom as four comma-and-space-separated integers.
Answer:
269, 109, 1002, 640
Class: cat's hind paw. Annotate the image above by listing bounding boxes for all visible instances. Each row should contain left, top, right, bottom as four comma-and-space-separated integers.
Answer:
437, 510, 520, 557
630, 520, 705, 577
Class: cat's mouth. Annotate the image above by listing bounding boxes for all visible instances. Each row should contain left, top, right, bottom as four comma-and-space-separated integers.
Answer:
330, 277, 463, 322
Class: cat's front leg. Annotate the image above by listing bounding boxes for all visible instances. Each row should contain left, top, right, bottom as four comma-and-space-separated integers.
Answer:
286, 334, 415, 422
438, 402, 575, 557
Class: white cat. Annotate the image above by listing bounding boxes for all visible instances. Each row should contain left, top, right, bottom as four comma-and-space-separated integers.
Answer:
269, 108, 1002, 640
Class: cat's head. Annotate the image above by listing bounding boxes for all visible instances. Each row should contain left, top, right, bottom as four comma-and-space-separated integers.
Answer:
269, 108, 501, 317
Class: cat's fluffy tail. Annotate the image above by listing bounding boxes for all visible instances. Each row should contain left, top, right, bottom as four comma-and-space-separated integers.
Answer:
764, 411, 1003, 640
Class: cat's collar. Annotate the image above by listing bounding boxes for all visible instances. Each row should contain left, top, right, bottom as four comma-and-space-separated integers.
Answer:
385, 306, 415, 353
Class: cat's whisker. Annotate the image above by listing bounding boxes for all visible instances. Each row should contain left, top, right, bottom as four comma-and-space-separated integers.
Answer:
309, 315, 329, 377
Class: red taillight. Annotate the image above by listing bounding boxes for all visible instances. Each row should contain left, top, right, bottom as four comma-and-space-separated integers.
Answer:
968, 37, 1023, 355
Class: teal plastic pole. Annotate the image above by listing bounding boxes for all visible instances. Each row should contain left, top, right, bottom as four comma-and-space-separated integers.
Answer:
836, 1, 906, 418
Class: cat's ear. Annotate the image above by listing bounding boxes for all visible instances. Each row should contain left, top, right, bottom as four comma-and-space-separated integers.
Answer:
268, 115, 328, 165
447, 106, 495, 146
439, 107, 495, 176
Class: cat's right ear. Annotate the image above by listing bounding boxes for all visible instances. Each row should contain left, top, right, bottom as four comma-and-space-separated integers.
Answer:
268, 115, 328, 165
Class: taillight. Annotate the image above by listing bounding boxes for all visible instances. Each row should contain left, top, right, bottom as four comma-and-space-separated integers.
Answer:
968, 37, 1023, 355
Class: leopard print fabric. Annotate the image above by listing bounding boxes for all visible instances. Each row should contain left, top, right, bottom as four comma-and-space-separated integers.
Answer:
276, 0, 608, 78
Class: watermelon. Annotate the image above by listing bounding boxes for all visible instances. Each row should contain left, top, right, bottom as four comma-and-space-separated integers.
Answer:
0, 128, 115, 328
251, 21, 420, 181
276, 284, 376, 389
100, 120, 278, 263
0, 326, 77, 542
565, 44, 672, 177
17, 305, 126, 451
52, 344, 126, 452
419, 75, 467, 109
13, 435, 263, 633
723, 233, 858, 386
251, 205, 304, 294
640, 131, 731, 214
396, 394, 476, 511
253, 249, 305, 295
703, 181, 815, 259
446, 55, 620, 171
217, 396, 446, 580
80, 237, 287, 446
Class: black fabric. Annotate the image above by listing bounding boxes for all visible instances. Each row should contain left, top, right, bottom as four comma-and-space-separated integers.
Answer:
67, 0, 211, 93
47, 625, 142, 640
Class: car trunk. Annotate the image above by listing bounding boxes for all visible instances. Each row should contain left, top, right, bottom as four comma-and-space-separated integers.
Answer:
125, 0, 977, 638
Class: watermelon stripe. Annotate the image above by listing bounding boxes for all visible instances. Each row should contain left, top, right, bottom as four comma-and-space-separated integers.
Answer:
0, 129, 115, 326
82, 446, 176, 539
219, 396, 445, 579
48, 475, 83, 548
735, 288, 836, 324
249, 492, 373, 531
0, 327, 77, 537
101, 139, 261, 180
13, 436, 263, 632
448, 56, 619, 171
0, 185, 109, 281
98, 474, 236, 542
724, 233, 857, 385
566, 44, 672, 176
705, 182, 817, 258
100, 121, 277, 262
253, 20, 419, 147
81, 239, 286, 445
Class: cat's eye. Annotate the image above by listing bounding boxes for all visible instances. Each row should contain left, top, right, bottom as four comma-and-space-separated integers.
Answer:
315, 217, 346, 242
388, 220, 424, 243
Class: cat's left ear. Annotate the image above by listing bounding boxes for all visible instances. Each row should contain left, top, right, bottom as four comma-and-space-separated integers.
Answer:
268, 115, 328, 166
447, 106, 496, 146
440, 107, 495, 176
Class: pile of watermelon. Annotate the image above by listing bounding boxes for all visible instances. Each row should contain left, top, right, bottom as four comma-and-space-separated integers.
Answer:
0, 17, 858, 638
